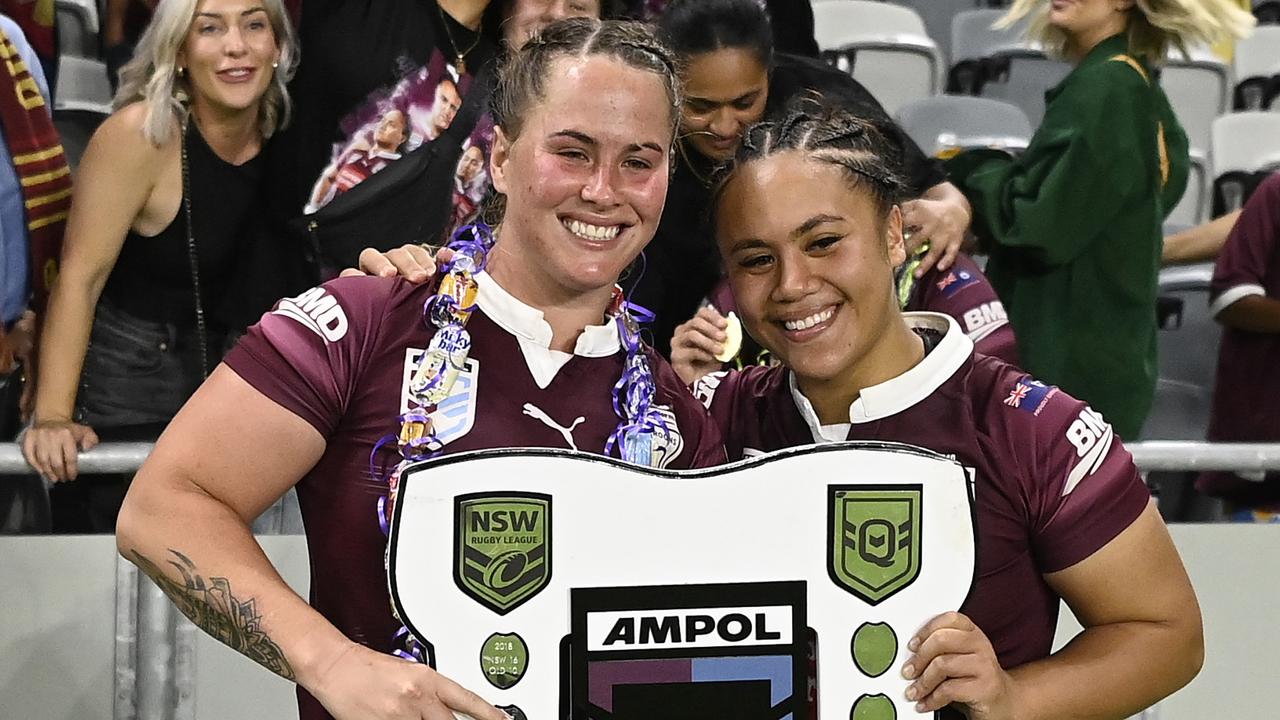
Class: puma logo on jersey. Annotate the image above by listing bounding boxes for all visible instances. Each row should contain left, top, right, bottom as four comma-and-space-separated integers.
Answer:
273, 287, 349, 342
1063, 407, 1114, 496
963, 301, 1008, 343
523, 403, 587, 451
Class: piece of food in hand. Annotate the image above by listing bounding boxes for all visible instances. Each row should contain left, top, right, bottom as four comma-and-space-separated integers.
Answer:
714, 312, 743, 362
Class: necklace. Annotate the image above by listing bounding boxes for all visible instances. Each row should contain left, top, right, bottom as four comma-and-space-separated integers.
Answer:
375, 222, 666, 660
437, 0, 482, 75
676, 138, 713, 188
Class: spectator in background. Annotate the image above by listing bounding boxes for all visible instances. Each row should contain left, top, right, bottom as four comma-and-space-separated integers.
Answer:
279, 0, 498, 235
20, 0, 298, 533
0, 13, 67, 533
945, 0, 1253, 439
103, 0, 157, 92
630, 0, 971, 357
1197, 173, 1280, 521
0, 0, 56, 93
628, 0, 818, 56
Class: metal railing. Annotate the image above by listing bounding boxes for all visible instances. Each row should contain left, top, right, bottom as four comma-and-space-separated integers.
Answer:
6, 440, 1280, 476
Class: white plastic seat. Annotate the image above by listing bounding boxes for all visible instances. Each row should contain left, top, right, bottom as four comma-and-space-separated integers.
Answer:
813, 0, 944, 114
55, 0, 101, 59
893, 95, 1032, 157
1161, 46, 1231, 156
1233, 26, 1280, 84
949, 9, 1069, 127
890, 0, 982, 66
1211, 111, 1280, 178
53, 55, 113, 114
1166, 150, 1209, 228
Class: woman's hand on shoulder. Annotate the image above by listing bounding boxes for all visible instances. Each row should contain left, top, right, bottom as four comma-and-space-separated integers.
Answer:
902, 611, 1018, 720
339, 245, 451, 283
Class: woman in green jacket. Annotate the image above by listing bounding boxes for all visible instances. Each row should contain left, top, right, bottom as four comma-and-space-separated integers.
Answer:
946, 0, 1252, 438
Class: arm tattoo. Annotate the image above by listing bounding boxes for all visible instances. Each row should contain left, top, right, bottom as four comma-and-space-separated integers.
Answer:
128, 549, 296, 681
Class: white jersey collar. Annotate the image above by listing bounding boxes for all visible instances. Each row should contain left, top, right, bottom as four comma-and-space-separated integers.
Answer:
790, 312, 973, 442
475, 271, 621, 357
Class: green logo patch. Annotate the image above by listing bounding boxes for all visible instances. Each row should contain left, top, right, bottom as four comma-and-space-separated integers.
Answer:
455, 493, 552, 615
479, 632, 529, 689
851, 622, 897, 678
828, 486, 922, 605
850, 693, 896, 720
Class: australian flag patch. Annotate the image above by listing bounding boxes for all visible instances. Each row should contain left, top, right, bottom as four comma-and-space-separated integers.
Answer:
1003, 377, 1056, 416
936, 269, 979, 298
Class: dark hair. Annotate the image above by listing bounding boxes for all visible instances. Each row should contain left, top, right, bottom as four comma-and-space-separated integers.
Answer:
658, 0, 774, 69
710, 102, 910, 227
492, 17, 683, 141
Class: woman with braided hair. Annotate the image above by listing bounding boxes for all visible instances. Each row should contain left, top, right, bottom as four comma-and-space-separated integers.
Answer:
675, 105, 1202, 719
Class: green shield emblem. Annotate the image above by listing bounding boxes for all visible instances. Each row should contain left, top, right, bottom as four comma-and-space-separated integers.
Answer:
454, 493, 552, 615
828, 485, 921, 605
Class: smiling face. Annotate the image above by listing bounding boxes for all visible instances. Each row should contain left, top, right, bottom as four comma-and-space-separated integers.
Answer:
179, 0, 280, 118
503, 0, 601, 49
489, 55, 673, 303
681, 47, 769, 163
717, 150, 906, 388
1047, 0, 1132, 57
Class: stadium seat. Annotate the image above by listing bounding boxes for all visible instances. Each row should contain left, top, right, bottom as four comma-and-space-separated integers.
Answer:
54, 55, 113, 115
1167, 151, 1209, 228
1143, 263, 1220, 442
55, 0, 101, 59
52, 108, 108, 171
893, 95, 1032, 157
1212, 111, 1280, 180
1143, 262, 1227, 522
812, 0, 945, 115
891, 0, 984, 66
1232, 26, 1280, 109
1160, 46, 1230, 156
948, 9, 1070, 126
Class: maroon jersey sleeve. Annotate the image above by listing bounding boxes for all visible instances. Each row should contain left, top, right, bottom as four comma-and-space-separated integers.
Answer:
1209, 173, 1280, 317
691, 366, 789, 461
914, 254, 1020, 365
223, 276, 395, 436
650, 351, 728, 468
988, 365, 1151, 573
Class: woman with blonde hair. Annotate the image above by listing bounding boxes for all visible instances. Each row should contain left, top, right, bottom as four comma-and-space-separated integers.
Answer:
21, 0, 298, 527
945, 0, 1253, 439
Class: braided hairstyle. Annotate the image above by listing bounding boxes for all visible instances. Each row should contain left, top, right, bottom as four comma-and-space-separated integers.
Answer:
709, 102, 911, 234
492, 17, 683, 142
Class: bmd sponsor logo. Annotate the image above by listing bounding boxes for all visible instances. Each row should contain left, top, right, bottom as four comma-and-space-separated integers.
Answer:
273, 287, 349, 342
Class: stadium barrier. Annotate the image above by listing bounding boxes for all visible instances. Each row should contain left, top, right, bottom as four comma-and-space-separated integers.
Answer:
2, 442, 1278, 720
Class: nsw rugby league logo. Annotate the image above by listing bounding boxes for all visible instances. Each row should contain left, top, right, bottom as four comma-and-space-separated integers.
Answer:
454, 492, 552, 615
828, 485, 922, 605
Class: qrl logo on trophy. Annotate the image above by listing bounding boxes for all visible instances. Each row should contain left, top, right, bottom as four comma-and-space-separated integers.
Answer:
829, 485, 922, 605
454, 493, 552, 615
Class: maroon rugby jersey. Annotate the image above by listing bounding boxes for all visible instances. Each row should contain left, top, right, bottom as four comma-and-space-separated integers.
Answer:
692, 312, 1149, 673
1199, 172, 1280, 506
224, 273, 725, 720
907, 253, 1020, 365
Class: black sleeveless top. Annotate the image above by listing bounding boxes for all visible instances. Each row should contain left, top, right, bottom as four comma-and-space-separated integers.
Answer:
102, 122, 264, 329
